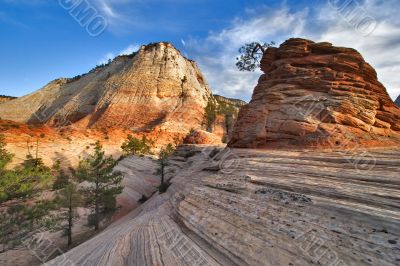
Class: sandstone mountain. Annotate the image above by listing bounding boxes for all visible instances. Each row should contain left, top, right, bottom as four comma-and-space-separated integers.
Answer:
0, 43, 212, 135
0, 42, 246, 167
396, 95, 400, 107
229, 38, 400, 149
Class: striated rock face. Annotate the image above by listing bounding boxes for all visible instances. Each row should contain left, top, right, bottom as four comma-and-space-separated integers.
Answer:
47, 145, 400, 266
0, 43, 212, 134
396, 95, 400, 107
229, 38, 400, 149
212, 95, 247, 142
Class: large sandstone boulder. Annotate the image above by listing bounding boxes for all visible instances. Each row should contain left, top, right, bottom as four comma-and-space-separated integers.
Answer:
229, 38, 400, 149
183, 129, 221, 145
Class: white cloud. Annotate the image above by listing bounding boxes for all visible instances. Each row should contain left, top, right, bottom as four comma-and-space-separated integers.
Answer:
98, 43, 140, 64
185, 7, 309, 101
98, 52, 115, 65
186, 1, 400, 101
120, 44, 140, 55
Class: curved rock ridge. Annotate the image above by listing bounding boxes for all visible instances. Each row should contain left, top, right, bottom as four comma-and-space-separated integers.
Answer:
47, 145, 400, 266
0, 42, 212, 134
229, 38, 400, 149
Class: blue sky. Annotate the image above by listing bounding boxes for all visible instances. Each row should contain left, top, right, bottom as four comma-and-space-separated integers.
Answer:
0, 0, 399, 101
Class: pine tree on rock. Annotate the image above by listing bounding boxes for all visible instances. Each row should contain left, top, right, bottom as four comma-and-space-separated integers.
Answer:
0, 134, 13, 171
157, 144, 174, 193
76, 141, 123, 231
56, 182, 82, 247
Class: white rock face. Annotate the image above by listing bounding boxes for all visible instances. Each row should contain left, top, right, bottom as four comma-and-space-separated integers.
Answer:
0, 42, 212, 133
47, 145, 400, 266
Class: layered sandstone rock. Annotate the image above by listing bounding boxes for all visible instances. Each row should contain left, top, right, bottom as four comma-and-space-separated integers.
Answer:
211, 95, 247, 142
0, 43, 212, 134
229, 38, 400, 149
47, 145, 400, 266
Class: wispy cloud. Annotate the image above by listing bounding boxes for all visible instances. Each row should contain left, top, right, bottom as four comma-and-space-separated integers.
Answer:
98, 43, 140, 64
185, 1, 400, 101
185, 7, 309, 101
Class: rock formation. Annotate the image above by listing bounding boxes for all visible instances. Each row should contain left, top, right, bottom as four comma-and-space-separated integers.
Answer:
214, 95, 247, 108
0, 43, 212, 134
47, 145, 400, 266
0, 42, 248, 165
210, 95, 247, 142
396, 95, 400, 107
229, 38, 400, 149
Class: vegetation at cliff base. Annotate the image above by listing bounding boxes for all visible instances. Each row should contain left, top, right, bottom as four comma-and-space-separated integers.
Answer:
0, 137, 124, 251
0, 135, 12, 171
121, 135, 154, 156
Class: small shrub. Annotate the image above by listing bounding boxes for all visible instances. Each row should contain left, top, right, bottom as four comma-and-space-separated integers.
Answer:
121, 135, 153, 156
158, 182, 171, 194
138, 195, 148, 203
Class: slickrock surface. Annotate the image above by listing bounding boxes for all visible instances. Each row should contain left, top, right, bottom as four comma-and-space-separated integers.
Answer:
48, 145, 400, 266
113, 156, 160, 219
0, 155, 159, 266
229, 38, 400, 149
0, 43, 211, 134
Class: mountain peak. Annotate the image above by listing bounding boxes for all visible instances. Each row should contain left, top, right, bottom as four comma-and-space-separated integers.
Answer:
0, 41, 212, 134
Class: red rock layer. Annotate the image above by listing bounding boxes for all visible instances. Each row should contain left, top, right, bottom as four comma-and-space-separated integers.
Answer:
229, 38, 400, 149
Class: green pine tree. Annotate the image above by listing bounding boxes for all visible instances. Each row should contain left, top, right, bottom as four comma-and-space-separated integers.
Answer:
0, 134, 13, 171
56, 183, 82, 247
121, 134, 153, 156
76, 141, 123, 231
157, 144, 174, 193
